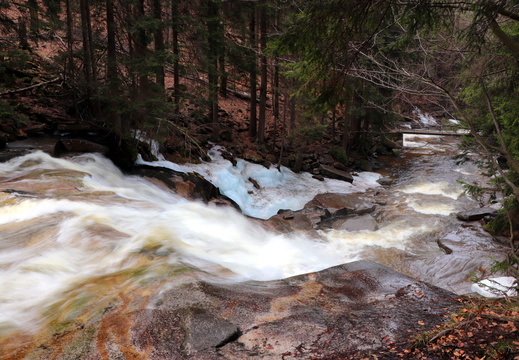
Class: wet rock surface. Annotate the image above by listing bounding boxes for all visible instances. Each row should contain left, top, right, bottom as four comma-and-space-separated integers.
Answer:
456, 207, 497, 221
266, 192, 381, 234
0, 261, 459, 359
333, 214, 379, 232
128, 164, 238, 206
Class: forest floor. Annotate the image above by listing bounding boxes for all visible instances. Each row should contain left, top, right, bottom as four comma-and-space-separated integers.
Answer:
351, 297, 519, 360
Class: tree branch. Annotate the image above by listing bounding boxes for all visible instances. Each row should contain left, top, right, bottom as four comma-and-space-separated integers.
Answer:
488, 19, 519, 57
0, 77, 62, 97
480, 78, 519, 176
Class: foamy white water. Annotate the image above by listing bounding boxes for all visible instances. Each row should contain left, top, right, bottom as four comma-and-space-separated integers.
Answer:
0, 138, 505, 335
0, 151, 356, 333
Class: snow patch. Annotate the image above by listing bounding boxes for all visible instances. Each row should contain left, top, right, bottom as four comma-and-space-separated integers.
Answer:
137, 146, 381, 219
471, 277, 517, 298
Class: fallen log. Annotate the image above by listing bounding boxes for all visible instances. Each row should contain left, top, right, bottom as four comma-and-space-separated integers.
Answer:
0, 77, 61, 97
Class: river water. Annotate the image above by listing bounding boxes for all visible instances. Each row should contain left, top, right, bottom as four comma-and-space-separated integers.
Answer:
0, 134, 507, 337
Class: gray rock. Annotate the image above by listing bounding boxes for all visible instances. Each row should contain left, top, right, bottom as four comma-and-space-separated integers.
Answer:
319, 165, 354, 183
54, 138, 110, 155
307, 192, 377, 216
333, 214, 379, 232
457, 207, 497, 221
377, 177, 393, 186
183, 308, 240, 353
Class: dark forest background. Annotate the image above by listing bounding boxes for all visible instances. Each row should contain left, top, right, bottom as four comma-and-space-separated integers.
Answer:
1, 0, 519, 276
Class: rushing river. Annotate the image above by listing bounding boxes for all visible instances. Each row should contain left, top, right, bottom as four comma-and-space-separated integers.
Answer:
0, 134, 507, 337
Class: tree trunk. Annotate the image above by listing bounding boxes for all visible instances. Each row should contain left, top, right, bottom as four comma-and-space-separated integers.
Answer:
219, 52, 228, 97
79, 0, 94, 98
272, 0, 280, 138
171, 0, 180, 114
27, 0, 39, 37
257, 0, 268, 145
106, 0, 117, 83
18, 16, 29, 50
248, 6, 257, 139
272, 63, 279, 139
206, 0, 220, 141
106, 0, 122, 137
85, 0, 97, 84
153, 0, 165, 92
289, 95, 296, 138
342, 94, 361, 151
341, 102, 350, 151
135, 0, 149, 101
331, 107, 336, 142
65, 0, 74, 80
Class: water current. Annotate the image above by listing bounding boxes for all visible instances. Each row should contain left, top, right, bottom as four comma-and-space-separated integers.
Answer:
0, 134, 507, 337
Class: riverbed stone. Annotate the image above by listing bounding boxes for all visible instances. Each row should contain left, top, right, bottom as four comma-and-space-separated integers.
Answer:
333, 214, 379, 232
307, 192, 377, 216
456, 207, 497, 221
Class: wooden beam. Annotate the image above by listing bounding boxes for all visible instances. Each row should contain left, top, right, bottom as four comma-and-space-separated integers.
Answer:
391, 128, 470, 137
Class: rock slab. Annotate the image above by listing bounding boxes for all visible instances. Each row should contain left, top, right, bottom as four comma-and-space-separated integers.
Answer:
2, 261, 460, 359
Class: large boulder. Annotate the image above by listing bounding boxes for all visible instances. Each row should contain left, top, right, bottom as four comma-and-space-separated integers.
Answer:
1, 261, 459, 359
128, 164, 240, 208
265, 193, 379, 234
54, 138, 110, 156
307, 192, 377, 217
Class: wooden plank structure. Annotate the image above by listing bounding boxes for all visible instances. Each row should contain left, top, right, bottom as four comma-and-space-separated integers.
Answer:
390, 128, 470, 137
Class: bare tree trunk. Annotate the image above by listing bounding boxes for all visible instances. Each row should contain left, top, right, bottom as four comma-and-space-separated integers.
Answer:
27, 0, 39, 37
106, 0, 117, 83
18, 17, 29, 50
171, 0, 180, 114
341, 101, 350, 151
219, 52, 227, 97
272, 63, 279, 139
106, 0, 122, 137
248, 6, 257, 139
289, 96, 296, 138
65, 0, 74, 80
136, 0, 149, 98
153, 0, 165, 91
206, 0, 220, 141
79, 0, 94, 98
331, 107, 336, 142
272, 0, 280, 137
257, 0, 268, 145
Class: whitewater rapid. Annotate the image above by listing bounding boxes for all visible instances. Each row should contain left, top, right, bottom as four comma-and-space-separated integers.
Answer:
0, 150, 382, 333
0, 136, 506, 335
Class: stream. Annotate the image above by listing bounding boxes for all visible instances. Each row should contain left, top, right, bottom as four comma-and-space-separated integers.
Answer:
0, 134, 507, 338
